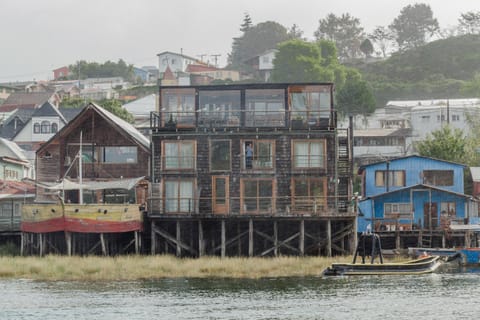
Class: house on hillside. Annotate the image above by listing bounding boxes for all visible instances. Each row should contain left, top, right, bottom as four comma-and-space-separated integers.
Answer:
0, 91, 61, 122
357, 155, 477, 234
0, 138, 32, 180
244, 49, 277, 81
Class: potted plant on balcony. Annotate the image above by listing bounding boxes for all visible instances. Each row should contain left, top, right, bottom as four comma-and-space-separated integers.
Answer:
292, 115, 305, 129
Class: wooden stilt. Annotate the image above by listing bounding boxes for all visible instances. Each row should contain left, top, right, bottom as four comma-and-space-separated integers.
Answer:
351, 218, 358, 254
151, 221, 156, 254
20, 232, 24, 256
396, 230, 401, 250
198, 220, 204, 257
100, 233, 107, 255
299, 219, 304, 256
327, 220, 332, 257
237, 223, 242, 256
274, 220, 278, 257
39, 233, 43, 256
442, 233, 446, 248
134, 231, 139, 254
221, 220, 226, 258
248, 219, 253, 257
176, 220, 181, 257
65, 231, 72, 256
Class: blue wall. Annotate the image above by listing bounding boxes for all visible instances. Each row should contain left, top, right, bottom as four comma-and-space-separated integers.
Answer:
361, 156, 465, 197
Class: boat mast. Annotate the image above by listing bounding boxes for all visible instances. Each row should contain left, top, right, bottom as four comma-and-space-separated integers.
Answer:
79, 131, 83, 204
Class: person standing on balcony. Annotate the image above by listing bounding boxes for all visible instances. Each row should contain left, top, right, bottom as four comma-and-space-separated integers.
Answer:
246, 143, 253, 169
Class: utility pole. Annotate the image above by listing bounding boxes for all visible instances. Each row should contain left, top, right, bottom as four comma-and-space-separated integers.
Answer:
211, 54, 221, 67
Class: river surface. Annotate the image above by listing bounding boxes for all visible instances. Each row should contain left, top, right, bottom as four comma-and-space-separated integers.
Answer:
1, 267, 479, 320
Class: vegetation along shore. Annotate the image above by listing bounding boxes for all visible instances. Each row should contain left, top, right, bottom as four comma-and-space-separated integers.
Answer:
0, 255, 354, 281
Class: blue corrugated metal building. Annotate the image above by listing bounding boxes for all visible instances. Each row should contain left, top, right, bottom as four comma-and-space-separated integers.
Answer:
357, 155, 477, 233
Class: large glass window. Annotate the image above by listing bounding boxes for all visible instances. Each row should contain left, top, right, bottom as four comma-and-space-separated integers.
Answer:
292, 140, 325, 169
245, 89, 285, 127
164, 180, 195, 213
289, 85, 331, 125
423, 170, 454, 186
210, 140, 231, 171
161, 88, 195, 127
242, 140, 274, 170
198, 90, 241, 127
384, 203, 411, 219
241, 179, 274, 214
292, 178, 327, 213
163, 141, 195, 170
101, 146, 137, 164
33, 123, 40, 134
375, 170, 405, 187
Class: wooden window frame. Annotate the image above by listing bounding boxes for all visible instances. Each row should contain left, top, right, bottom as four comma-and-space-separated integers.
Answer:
162, 140, 196, 171
375, 170, 406, 187
291, 177, 327, 214
292, 139, 326, 169
163, 178, 196, 214
241, 139, 275, 171
240, 178, 276, 214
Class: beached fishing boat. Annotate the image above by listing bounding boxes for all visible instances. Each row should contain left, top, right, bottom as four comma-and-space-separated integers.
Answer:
322, 233, 447, 276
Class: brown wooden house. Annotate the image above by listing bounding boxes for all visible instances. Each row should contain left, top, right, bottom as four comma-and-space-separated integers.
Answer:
21, 102, 150, 255
149, 83, 355, 257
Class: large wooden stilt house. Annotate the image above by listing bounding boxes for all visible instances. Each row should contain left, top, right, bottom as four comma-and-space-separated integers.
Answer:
148, 83, 355, 257
21, 102, 150, 255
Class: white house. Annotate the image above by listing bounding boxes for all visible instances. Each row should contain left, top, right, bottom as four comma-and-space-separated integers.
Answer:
157, 51, 201, 74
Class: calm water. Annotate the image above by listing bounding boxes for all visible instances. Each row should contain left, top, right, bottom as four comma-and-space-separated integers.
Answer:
1, 268, 479, 320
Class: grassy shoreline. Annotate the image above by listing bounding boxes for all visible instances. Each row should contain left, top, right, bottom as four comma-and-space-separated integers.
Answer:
0, 255, 352, 281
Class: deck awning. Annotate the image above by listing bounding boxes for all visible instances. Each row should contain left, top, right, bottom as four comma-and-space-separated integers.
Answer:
42, 177, 145, 191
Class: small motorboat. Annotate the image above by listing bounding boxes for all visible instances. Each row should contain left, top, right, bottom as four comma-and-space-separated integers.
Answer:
322, 233, 447, 276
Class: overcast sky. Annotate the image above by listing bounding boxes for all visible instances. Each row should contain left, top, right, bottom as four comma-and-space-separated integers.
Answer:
1, 0, 478, 82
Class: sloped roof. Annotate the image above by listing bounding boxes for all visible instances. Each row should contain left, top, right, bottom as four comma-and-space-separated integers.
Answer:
0, 109, 36, 139
32, 102, 67, 123
58, 107, 83, 122
0, 138, 28, 161
1, 92, 55, 108
0, 179, 36, 198
362, 183, 474, 201
38, 102, 150, 153
358, 155, 466, 173
162, 66, 176, 80
123, 94, 156, 117
470, 167, 480, 182
186, 64, 218, 73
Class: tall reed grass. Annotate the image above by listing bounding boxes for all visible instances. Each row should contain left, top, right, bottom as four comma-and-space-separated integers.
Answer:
0, 255, 351, 281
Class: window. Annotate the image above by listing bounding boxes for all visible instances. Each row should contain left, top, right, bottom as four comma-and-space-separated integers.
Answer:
423, 170, 454, 186
375, 170, 405, 187
164, 180, 195, 213
242, 140, 274, 170
161, 88, 195, 127
33, 123, 40, 134
163, 141, 195, 170
292, 178, 327, 213
245, 89, 285, 127
51, 123, 58, 133
384, 203, 411, 219
241, 179, 274, 214
289, 85, 331, 124
101, 146, 137, 164
452, 114, 460, 121
210, 140, 231, 171
41, 121, 50, 133
292, 140, 325, 169
440, 202, 456, 217
198, 90, 241, 127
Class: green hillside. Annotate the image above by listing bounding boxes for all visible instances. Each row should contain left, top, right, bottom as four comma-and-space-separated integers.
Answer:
351, 34, 480, 106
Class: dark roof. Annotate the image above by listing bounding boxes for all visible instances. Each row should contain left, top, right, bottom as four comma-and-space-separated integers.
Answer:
0, 109, 35, 139
58, 107, 83, 122
32, 102, 66, 123
1, 92, 55, 108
